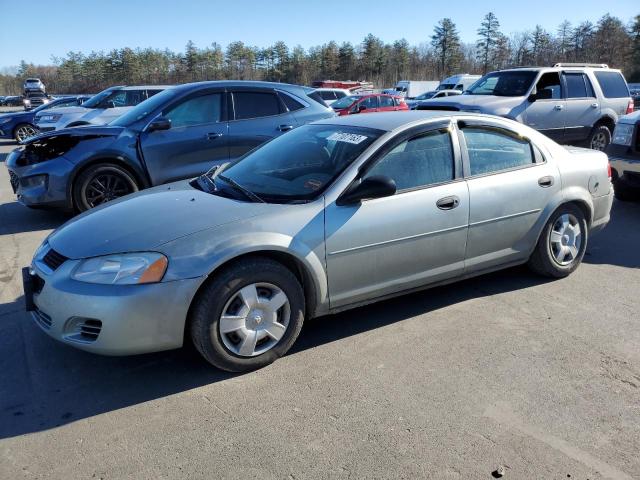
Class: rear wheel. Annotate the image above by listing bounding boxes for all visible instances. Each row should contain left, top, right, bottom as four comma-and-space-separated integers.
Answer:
587, 125, 611, 151
14, 123, 38, 142
528, 204, 588, 278
190, 257, 305, 372
73, 163, 139, 212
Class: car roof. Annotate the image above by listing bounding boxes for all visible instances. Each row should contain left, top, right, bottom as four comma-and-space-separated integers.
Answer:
172, 80, 312, 93
119, 85, 173, 90
313, 111, 466, 131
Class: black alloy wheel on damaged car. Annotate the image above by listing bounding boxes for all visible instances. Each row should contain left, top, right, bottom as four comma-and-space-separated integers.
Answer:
73, 163, 139, 212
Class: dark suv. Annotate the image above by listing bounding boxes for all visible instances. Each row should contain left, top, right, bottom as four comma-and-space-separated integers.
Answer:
6, 81, 335, 211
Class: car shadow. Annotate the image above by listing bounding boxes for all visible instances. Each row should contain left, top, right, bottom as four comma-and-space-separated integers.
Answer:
582, 199, 640, 269
0, 266, 550, 440
0, 202, 71, 235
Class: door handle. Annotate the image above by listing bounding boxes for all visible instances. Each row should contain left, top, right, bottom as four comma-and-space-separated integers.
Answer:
538, 176, 554, 187
278, 124, 294, 132
591, 103, 599, 108
436, 195, 460, 210
206, 132, 223, 140
554, 104, 563, 111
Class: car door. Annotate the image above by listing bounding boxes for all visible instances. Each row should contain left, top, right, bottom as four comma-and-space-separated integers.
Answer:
324, 122, 469, 307
357, 95, 379, 114
562, 72, 600, 143
227, 88, 298, 161
139, 90, 228, 185
458, 120, 561, 273
378, 95, 396, 112
524, 72, 565, 142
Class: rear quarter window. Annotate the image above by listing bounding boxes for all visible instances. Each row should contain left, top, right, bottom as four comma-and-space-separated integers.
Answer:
593, 72, 630, 98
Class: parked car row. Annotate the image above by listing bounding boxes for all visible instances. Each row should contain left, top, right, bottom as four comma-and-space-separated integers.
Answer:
7, 81, 335, 211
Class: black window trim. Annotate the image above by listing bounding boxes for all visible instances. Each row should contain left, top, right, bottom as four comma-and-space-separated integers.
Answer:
456, 120, 546, 179
341, 120, 464, 200
228, 88, 289, 122
158, 88, 227, 129
275, 89, 310, 112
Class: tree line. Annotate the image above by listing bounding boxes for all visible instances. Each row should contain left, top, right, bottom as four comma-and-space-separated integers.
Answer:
1, 12, 639, 95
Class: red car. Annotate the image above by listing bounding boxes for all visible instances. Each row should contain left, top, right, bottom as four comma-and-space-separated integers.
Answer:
331, 93, 408, 116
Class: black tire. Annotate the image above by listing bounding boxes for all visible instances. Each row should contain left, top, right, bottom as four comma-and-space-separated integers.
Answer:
190, 257, 305, 372
528, 204, 588, 278
73, 163, 139, 212
13, 123, 38, 143
613, 179, 638, 202
587, 125, 611, 151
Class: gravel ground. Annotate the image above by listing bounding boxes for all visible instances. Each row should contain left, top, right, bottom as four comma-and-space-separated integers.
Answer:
0, 139, 639, 479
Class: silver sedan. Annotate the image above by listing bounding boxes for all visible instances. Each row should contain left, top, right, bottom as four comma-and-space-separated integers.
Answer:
23, 111, 613, 371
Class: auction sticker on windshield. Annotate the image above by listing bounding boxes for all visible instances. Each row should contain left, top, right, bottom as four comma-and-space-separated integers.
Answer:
327, 132, 369, 144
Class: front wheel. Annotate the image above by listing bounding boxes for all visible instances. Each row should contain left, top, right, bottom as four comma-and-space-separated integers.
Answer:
14, 123, 38, 142
528, 204, 588, 278
73, 163, 139, 212
190, 257, 305, 372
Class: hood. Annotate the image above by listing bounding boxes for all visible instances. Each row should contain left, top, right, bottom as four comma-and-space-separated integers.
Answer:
20, 124, 125, 145
48, 181, 281, 258
36, 105, 88, 117
419, 94, 522, 112
617, 110, 640, 124
78, 106, 130, 124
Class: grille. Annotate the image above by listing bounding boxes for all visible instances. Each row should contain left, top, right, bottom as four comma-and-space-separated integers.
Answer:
42, 248, 68, 271
33, 309, 52, 330
9, 170, 19, 193
79, 319, 102, 342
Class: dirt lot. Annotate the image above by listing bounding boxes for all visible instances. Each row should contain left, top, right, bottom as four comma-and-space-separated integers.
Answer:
0, 139, 639, 479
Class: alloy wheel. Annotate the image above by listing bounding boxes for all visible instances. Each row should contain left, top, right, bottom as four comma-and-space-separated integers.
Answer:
85, 173, 136, 207
217, 282, 291, 357
590, 131, 607, 151
549, 213, 582, 266
15, 125, 38, 142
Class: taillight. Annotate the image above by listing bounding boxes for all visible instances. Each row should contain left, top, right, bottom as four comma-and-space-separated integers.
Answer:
626, 99, 634, 115
607, 162, 612, 179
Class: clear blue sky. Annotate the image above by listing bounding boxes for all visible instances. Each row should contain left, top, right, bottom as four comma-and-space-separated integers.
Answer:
0, 0, 637, 68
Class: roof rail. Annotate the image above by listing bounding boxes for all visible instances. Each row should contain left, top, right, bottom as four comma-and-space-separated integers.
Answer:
552, 63, 608, 68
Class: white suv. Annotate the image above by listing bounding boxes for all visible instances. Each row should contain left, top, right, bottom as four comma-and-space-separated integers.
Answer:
35, 85, 170, 132
419, 64, 634, 150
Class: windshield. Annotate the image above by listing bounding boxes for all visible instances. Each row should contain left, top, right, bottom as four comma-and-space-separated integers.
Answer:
110, 88, 176, 127
213, 124, 382, 202
331, 95, 361, 109
82, 88, 120, 108
466, 71, 537, 96
414, 91, 436, 100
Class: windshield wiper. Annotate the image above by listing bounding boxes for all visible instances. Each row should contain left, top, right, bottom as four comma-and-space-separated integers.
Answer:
217, 174, 265, 203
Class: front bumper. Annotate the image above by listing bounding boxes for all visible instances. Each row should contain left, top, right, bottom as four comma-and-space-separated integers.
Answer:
6, 148, 75, 209
609, 155, 640, 188
28, 257, 203, 355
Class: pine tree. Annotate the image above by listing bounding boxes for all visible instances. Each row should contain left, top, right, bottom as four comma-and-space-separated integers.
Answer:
476, 12, 501, 74
431, 18, 462, 77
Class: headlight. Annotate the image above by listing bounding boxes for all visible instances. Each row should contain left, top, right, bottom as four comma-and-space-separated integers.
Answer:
23, 99, 31, 105
72, 252, 168, 285
612, 124, 634, 146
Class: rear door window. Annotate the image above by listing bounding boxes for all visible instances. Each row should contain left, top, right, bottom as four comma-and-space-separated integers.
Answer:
232, 91, 282, 120
594, 71, 630, 98
462, 127, 535, 176
564, 73, 593, 98
360, 96, 378, 110
379, 96, 395, 108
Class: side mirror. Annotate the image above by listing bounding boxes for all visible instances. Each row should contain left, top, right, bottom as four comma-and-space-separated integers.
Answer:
528, 87, 538, 103
147, 116, 171, 133
337, 175, 396, 206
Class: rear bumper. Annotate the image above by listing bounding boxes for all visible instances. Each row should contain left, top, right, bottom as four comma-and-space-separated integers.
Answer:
590, 188, 614, 235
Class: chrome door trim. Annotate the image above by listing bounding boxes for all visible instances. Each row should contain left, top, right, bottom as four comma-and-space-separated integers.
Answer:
468, 208, 542, 227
